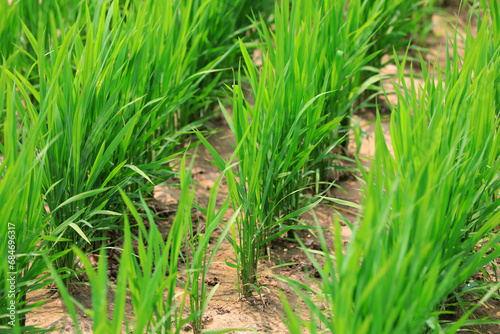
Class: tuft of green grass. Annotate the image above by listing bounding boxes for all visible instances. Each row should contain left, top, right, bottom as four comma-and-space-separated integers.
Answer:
200, 0, 380, 296
46, 153, 240, 333
0, 0, 264, 285
279, 1, 500, 333
0, 68, 71, 332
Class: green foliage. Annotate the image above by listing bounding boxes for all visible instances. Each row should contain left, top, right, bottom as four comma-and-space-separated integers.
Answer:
46, 153, 239, 333
201, 0, 380, 296
2, 0, 498, 333
279, 3, 500, 332
0, 69, 69, 332
200, 0, 341, 295
0, 0, 263, 282
0, 0, 261, 330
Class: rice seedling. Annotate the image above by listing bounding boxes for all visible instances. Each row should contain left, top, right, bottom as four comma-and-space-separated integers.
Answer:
45, 153, 239, 333
0, 70, 71, 333
182, 160, 240, 333
199, 0, 387, 296
307, 0, 381, 179
1, 0, 263, 284
278, 2, 500, 332
197, 0, 349, 296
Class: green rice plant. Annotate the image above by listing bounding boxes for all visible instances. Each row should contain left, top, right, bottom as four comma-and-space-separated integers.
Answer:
307, 0, 381, 179
197, 0, 348, 296
257, 0, 383, 182
1, 2, 180, 285
45, 163, 189, 333
3, 0, 257, 281
45, 153, 239, 333
354, 0, 437, 105
0, 69, 71, 333
182, 158, 240, 333
279, 4, 500, 333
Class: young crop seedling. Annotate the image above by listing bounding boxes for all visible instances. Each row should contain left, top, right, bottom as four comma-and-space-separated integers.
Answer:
279, 1, 500, 332
0, 72, 70, 332
202, 0, 379, 297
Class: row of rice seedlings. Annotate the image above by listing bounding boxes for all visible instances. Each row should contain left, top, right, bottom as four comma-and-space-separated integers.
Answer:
45, 154, 238, 333
0, 0, 267, 330
0, 0, 261, 284
280, 2, 500, 332
0, 72, 67, 332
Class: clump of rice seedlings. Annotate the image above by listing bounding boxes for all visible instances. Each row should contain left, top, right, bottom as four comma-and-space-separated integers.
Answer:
279, 2, 500, 332
0, 71, 68, 332
199, 0, 346, 296
0, 0, 262, 284
2, 4, 175, 285
308, 0, 381, 181
46, 154, 237, 333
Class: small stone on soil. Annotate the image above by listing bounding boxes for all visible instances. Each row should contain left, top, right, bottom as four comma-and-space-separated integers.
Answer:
214, 305, 231, 315
205, 276, 220, 286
